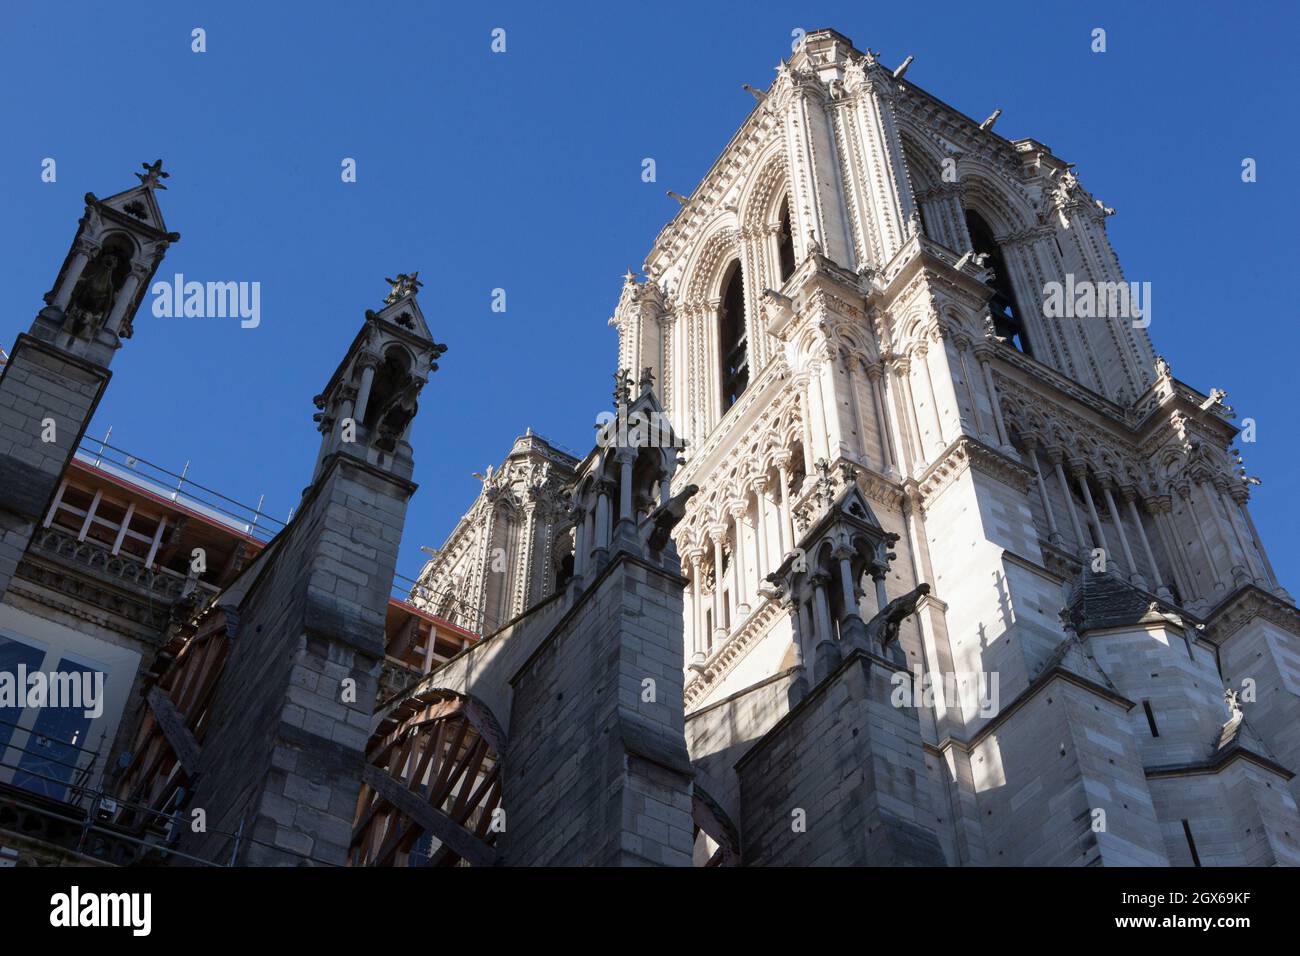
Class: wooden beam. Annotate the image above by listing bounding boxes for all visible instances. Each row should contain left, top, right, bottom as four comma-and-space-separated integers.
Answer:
145, 516, 168, 567
111, 502, 136, 555
77, 489, 103, 542
43, 480, 68, 528
360, 764, 496, 868
146, 686, 201, 774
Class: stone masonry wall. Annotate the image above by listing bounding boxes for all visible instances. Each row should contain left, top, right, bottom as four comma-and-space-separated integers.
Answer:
736, 651, 947, 866
500, 553, 694, 866
180, 456, 410, 866
0, 334, 109, 598
968, 676, 1169, 866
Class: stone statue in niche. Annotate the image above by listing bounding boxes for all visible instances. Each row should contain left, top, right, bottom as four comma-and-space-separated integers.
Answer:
367, 355, 422, 452
66, 249, 121, 337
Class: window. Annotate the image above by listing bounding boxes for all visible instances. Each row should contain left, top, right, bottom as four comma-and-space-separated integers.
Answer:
719, 261, 749, 411
1141, 699, 1160, 737
13, 657, 102, 801
1181, 819, 1201, 867
776, 197, 796, 283
965, 209, 1032, 356
0, 636, 45, 774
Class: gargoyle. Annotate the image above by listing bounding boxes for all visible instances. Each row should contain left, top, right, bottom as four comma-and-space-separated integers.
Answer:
646, 484, 698, 553
864, 582, 930, 648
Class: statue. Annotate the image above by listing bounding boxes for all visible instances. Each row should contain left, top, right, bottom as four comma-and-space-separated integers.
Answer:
384, 272, 423, 305
806, 228, 822, 257
66, 250, 121, 337
863, 583, 930, 648
1224, 688, 1243, 721
612, 368, 632, 407
369, 363, 423, 452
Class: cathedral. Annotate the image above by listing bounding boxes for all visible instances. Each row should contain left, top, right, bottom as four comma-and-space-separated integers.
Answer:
1, 28, 1297, 868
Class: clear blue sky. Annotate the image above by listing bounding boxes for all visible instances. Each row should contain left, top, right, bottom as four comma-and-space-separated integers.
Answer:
2, 1, 1297, 595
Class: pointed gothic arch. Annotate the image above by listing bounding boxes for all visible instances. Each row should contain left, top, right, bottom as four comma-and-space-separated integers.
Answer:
964, 207, 1032, 356
719, 259, 749, 410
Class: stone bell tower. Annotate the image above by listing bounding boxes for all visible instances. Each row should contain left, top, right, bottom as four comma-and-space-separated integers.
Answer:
616, 28, 1300, 865
0, 161, 179, 599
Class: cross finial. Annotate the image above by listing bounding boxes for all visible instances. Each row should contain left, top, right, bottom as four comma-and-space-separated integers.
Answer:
136, 159, 169, 190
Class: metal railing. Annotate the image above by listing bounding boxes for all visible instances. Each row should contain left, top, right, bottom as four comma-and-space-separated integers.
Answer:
77, 433, 288, 542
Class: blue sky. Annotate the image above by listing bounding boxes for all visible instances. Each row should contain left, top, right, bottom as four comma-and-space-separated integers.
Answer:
2, 1, 1297, 594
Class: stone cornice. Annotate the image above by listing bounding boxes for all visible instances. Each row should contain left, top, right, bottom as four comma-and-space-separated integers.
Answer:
917, 435, 1034, 506
1199, 584, 1300, 646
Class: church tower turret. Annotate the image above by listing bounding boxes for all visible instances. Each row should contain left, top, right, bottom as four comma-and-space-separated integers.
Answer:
0, 162, 179, 599
613, 29, 1300, 866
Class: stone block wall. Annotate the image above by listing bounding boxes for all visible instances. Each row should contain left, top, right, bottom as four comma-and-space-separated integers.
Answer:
180, 455, 412, 865
0, 335, 109, 598
736, 651, 947, 866
968, 676, 1169, 866
1216, 614, 1300, 808
686, 669, 799, 831
1149, 762, 1300, 866
500, 553, 694, 866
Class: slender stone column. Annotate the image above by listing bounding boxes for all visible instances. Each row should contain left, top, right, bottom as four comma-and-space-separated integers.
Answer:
352, 355, 380, 426
728, 505, 749, 617
617, 449, 635, 523
1028, 445, 1062, 547
975, 347, 1011, 449
955, 338, 988, 440
687, 547, 706, 668
1209, 478, 1251, 585
882, 360, 915, 474
917, 343, 948, 446
752, 478, 770, 582
103, 269, 144, 336
1236, 499, 1282, 590
810, 573, 841, 681
710, 524, 728, 643
1180, 484, 1225, 593
1151, 501, 1196, 602
893, 358, 927, 465
1125, 491, 1170, 600
1101, 482, 1142, 587
478, 501, 498, 634
1050, 451, 1088, 557
844, 357, 867, 464
1224, 489, 1267, 585
52, 241, 97, 311
865, 364, 897, 476
774, 452, 793, 556
593, 479, 614, 567
785, 596, 809, 704
807, 365, 831, 463
1072, 464, 1109, 559
835, 547, 867, 649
